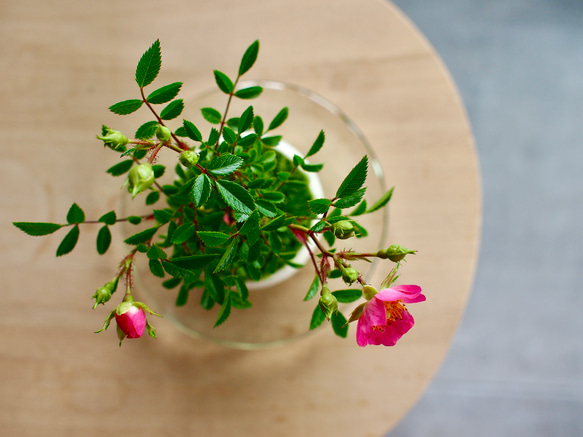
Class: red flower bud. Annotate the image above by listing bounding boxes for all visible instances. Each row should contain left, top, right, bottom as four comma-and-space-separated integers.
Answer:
115, 302, 147, 339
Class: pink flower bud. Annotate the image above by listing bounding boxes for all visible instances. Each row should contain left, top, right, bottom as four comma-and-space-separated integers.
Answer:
115, 302, 147, 339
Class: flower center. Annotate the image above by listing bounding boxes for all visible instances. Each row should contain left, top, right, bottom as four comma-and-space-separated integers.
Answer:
384, 300, 406, 324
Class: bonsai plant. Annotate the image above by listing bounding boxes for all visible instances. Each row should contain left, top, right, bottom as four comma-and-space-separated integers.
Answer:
13, 40, 425, 347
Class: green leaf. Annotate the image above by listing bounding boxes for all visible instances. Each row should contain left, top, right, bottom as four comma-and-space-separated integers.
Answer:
106, 160, 133, 177
146, 82, 183, 104
208, 128, 220, 145
124, 226, 158, 245
66, 203, 85, 224
238, 40, 259, 76
261, 213, 287, 231
214, 293, 232, 327
336, 155, 368, 198
175, 284, 190, 306
349, 200, 367, 216
146, 191, 160, 205
239, 210, 260, 245
222, 127, 237, 145
109, 99, 143, 115
310, 220, 327, 233
238, 106, 254, 133
13, 222, 62, 236
206, 153, 243, 176
200, 287, 215, 310
148, 259, 165, 278
96, 225, 111, 255
331, 311, 349, 338
253, 116, 264, 135
170, 254, 218, 270
255, 199, 277, 218
303, 275, 320, 301
56, 225, 79, 257
191, 174, 212, 207
147, 244, 167, 259
162, 260, 197, 280
213, 70, 234, 94
308, 198, 332, 215
201, 107, 222, 124
268, 107, 288, 131
215, 180, 255, 215
334, 187, 367, 209
153, 208, 174, 224
135, 120, 159, 139
213, 238, 240, 273
261, 135, 281, 147
332, 289, 363, 303
366, 186, 394, 213
261, 191, 285, 203
135, 39, 161, 88
183, 120, 203, 142
172, 222, 196, 244
126, 216, 142, 225
310, 305, 326, 330
197, 231, 231, 247
98, 211, 117, 225
306, 130, 325, 158
234, 86, 263, 99
300, 162, 324, 172
160, 99, 184, 120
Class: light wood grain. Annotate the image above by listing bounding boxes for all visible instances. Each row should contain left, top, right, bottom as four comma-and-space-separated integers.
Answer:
0, 1, 481, 436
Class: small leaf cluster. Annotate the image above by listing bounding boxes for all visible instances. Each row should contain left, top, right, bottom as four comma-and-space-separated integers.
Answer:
13, 39, 406, 344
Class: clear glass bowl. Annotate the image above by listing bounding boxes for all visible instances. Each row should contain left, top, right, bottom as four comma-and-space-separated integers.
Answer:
122, 81, 388, 349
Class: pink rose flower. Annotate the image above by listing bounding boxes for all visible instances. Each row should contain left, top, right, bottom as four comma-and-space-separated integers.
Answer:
115, 303, 147, 339
356, 284, 425, 347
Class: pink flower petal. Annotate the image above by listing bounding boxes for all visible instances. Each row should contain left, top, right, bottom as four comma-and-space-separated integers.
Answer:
115, 306, 146, 339
376, 284, 425, 303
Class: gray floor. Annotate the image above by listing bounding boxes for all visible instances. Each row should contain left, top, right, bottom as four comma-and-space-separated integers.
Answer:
387, 1, 583, 436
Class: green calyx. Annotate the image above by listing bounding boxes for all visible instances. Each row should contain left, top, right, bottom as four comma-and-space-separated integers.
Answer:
179, 150, 199, 168
127, 163, 155, 198
377, 244, 416, 262
318, 286, 338, 320
97, 128, 128, 151
91, 278, 118, 309
341, 267, 359, 285
332, 220, 355, 239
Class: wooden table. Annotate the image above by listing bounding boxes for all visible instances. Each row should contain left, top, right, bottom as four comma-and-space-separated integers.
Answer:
0, 1, 481, 435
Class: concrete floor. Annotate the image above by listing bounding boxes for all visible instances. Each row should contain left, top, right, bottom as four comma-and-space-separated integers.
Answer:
387, 1, 583, 436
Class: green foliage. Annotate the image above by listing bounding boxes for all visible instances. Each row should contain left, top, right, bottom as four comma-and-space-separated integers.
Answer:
106, 160, 133, 176
96, 225, 112, 255
238, 40, 259, 76
213, 70, 234, 94
201, 107, 222, 124
109, 99, 143, 115
135, 39, 161, 88
56, 225, 79, 256
234, 86, 263, 99
146, 82, 183, 104
13, 222, 62, 236
336, 155, 368, 198
160, 99, 184, 120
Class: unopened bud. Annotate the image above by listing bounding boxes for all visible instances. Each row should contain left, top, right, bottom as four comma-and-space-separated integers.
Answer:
179, 150, 199, 168
156, 125, 172, 142
332, 220, 355, 239
97, 128, 128, 151
341, 267, 359, 285
92, 278, 118, 309
377, 244, 416, 262
127, 163, 155, 198
318, 286, 338, 320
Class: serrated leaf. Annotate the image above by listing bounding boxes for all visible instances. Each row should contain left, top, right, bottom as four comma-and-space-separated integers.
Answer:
261, 135, 281, 147
303, 275, 320, 301
306, 130, 325, 158
253, 116, 264, 135
336, 155, 368, 198
201, 107, 222, 124
66, 203, 85, 224
238, 40, 259, 76
135, 39, 161, 88
255, 199, 277, 217
106, 159, 133, 176
124, 226, 158, 245
197, 231, 231, 247
191, 174, 212, 207
234, 86, 263, 99
222, 126, 237, 145
213, 238, 240, 273
215, 180, 255, 215
349, 200, 368, 216
169, 254, 218, 270
261, 213, 287, 231
148, 259, 165, 278
172, 222, 196, 244
310, 305, 326, 330
175, 284, 190, 306
238, 105, 254, 133
13, 222, 62, 236
160, 99, 184, 120
153, 208, 174, 224
146, 82, 183, 104
146, 190, 160, 205
310, 220, 327, 233
183, 120, 203, 142
206, 154, 243, 177
261, 191, 285, 203
135, 120, 159, 139
308, 198, 332, 215
214, 293, 232, 327
213, 70, 234, 94
56, 225, 79, 257
109, 99, 143, 115
239, 210, 260, 245
147, 244, 167, 259
98, 211, 117, 225
268, 107, 288, 131
332, 289, 363, 303
331, 311, 349, 338
334, 187, 367, 209
96, 225, 111, 255
366, 186, 394, 213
